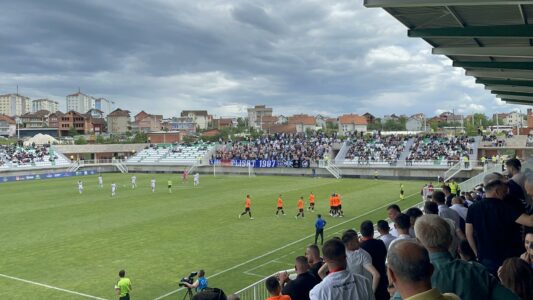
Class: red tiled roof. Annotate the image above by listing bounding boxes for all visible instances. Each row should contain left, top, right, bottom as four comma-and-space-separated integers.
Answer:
108, 108, 131, 117
288, 114, 316, 126
338, 114, 367, 125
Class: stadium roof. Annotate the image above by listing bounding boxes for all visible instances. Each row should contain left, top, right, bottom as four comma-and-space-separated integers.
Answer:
364, 0, 533, 105
54, 144, 149, 154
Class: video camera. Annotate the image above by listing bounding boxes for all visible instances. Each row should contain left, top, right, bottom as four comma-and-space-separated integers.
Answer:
178, 272, 198, 287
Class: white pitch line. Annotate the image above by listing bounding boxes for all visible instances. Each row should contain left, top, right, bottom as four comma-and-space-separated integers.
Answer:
0, 273, 108, 300
153, 192, 418, 300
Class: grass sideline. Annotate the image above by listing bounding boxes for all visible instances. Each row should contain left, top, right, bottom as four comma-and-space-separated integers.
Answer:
0, 174, 425, 299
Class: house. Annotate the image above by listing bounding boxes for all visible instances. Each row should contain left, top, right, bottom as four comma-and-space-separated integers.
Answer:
338, 114, 368, 135
58, 111, 91, 136
257, 116, 279, 132
180, 110, 210, 130
276, 115, 288, 125
265, 124, 297, 134
48, 111, 64, 129
162, 117, 196, 132
363, 112, 376, 125
288, 114, 316, 133
0, 114, 16, 137
212, 118, 235, 129
315, 115, 329, 128
406, 113, 426, 132
107, 108, 131, 134
20, 110, 51, 128
134, 111, 163, 133
247, 105, 273, 129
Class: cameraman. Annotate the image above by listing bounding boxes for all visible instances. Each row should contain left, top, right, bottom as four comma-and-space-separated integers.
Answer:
183, 270, 208, 292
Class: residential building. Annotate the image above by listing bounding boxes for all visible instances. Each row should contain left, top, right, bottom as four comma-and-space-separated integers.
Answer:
66, 91, 95, 114
498, 111, 523, 127
95, 98, 113, 117
288, 114, 316, 133
212, 118, 236, 129
58, 111, 91, 136
276, 115, 288, 124
85, 109, 106, 134
259, 116, 278, 132
363, 112, 376, 125
382, 113, 401, 123
180, 110, 210, 130
247, 105, 273, 129
406, 117, 423, 131
32, 98, 59, 113
20, 110, 51, 128
162, 117, 196, 132
338, 114, 368, 135
0, 93, 30, 116
133, 111, 163, 133
107, 108, 130, 134
315, 115, 328, 128
0, 114, 16, 137
48, 111, 64, 129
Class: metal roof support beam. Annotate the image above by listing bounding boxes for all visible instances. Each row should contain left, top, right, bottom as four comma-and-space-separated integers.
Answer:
434, 46, 533, 58
503, 99, 533, 105
408, 24, 533, 38
364, 0, 533, 8
496, 94, 533, 101
491, 91, 533, 97
454, 61, 533, 70
466, 70, 533, 80
485, 85, 533, 93
477, 79, 533, 87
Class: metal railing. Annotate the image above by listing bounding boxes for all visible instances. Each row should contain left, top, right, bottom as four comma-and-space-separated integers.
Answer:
235, 269, 295, 300
459, 163, 503, 192
325, 161, 341, 179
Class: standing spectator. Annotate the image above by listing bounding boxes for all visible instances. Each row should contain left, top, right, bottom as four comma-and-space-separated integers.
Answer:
360, 220, 389, 300
415, 214, 518, 300
450, 197, 468, 221
404, 207, 423, 238
341, 230, 380, 293
387, 240, 460, 300
265, 276, 291, 300
387, 204, 401, 237
377, 220, 396, 249
115, 270, 132, 300
466, 173, 533, 276
505, 159, 527, 213
498, 258, 533, 300
279, 256, 320, 300
433, 191, 463, 234
305, 245, 324, 282
314, 214, 326, 245
388, 214, 415, 250
520, 232, 533, 267
442, 185, 453, 207
309, 239, 374, 300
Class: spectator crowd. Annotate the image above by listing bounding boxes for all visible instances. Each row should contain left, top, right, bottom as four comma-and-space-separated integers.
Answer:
344, 134, 407, 165
0, 144, 58, 167
406, 135, 473, 164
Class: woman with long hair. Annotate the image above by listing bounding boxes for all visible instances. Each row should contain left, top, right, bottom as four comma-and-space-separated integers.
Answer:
498, 257, 533, 300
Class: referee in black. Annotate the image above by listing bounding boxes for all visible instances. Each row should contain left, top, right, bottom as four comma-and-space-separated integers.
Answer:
314, 214, 327, 245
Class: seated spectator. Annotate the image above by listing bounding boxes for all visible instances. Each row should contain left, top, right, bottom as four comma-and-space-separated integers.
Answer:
279, 256, 319, 300
360, 220, 389, 300
265, 276, 291, 300
466, 173, 533, 275
377, 220, 396, 249
498, 257, 533, 300
341, 230, 380, 293
388, 214, 415, 250
404, 207, 423, 238
387, 240, 460, 300
309, 238, 374, 300
415, 214, 518, 300
520, 232, 533, 268
305, 245, 324, 282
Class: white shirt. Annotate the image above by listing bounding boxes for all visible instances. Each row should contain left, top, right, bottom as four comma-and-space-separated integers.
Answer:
450, 204, 468, 220
388, 234, 415, 250
131, 176, 136, 183
310, 269, 374, 300
438, 204, 462, 230
151, 179, 156, 186
98, 177, 103, 184
78, 182, 83, 189
111, 184, 116, 190
194, 174, 199, 181
346, 248, 373, 283
379, 233, 396, 250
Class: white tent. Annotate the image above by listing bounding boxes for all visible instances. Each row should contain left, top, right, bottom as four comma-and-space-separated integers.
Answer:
24, 133, 58, 146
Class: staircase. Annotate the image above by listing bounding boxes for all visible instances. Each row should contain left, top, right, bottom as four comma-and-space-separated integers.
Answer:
398, 138, 414, 165
459, 163, 501, 192
335, 141, 349, 164
115, 161, 128, 173
325, 161, 342, 179
444, 161, 463, 182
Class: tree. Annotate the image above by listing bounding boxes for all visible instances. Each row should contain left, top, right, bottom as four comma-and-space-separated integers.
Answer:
96, 135, 105, 144
68, 127, 78, 137
75, 136, 88, 145
132, 132, 148, 143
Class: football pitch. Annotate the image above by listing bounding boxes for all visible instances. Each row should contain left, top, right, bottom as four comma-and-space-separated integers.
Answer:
0, 173, 425, 299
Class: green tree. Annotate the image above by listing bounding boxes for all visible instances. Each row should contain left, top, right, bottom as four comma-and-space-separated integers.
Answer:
95, 135, 106, 144
68, 127, 78, 137
132, 132, 148, 143
75, 136, 88, 145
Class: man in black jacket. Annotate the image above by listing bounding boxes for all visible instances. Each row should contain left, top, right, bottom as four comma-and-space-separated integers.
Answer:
279, 256, 320, 300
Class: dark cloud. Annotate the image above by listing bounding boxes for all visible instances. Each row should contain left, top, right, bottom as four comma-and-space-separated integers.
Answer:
0, 0, 519, 117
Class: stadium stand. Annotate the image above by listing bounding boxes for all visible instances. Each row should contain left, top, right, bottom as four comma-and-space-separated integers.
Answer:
127, 142, 215, 165
0, 144, 71, 169
406, 135, 473, 166
343, 134, 407, 165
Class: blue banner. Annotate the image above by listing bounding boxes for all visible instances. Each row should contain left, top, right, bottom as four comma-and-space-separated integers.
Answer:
0, 170, 98, 184
209, 159, 309, 168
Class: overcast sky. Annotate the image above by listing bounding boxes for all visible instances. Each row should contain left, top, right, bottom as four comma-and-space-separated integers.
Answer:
0, 0, 524, 118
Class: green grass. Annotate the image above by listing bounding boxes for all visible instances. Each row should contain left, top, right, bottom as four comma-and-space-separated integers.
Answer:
0, 174, 425, 299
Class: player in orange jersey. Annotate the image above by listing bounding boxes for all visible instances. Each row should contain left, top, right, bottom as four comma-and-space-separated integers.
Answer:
308, 192, 315, 211
295, 196, 305, 219
239, 194, 254, 220
336, 193, 344, 217
276, 194, 285, 216
329, 193, 335, 216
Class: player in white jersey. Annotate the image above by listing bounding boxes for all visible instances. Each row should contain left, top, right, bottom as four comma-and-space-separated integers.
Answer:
98, 175, 103, 188
111, 183, 117, 197
131, 175, 137, 189
78, 180, 83, 194
150, 178, 156, 192
193, 173, 199, 186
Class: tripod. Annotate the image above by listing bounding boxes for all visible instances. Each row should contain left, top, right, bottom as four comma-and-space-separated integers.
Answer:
183, 287, 193, 300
